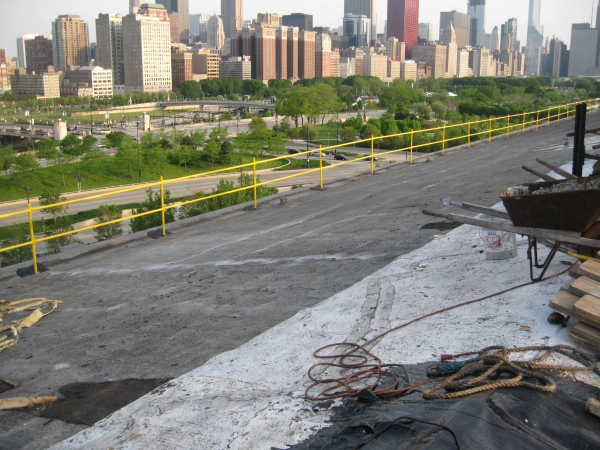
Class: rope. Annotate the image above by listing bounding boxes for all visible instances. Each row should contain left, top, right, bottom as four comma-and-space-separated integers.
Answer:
305, 267, 575, 401
0, 298, 63, 354
422, 345, 600, 400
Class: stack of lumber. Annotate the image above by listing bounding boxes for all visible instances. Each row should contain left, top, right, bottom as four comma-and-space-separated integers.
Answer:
550, 259, 600, 350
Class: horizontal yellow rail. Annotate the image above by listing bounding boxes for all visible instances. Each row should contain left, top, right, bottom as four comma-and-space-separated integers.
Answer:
0, 99, 597, 275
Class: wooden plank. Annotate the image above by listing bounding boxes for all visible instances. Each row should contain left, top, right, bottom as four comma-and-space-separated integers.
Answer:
578, 260, 600, 283
561, 280, 575, 294
574, 295, 600, 328
535, 158, 578, 180
523, 165, 557, 182
0, 396, 57, 410
422, 210, 600, 248
571, 277, 600, 299
586, 398, 600, 418
549, 291, 584, 319
569, 261, 582, 278
440, 198, 511, 220
570, 322, 600, 351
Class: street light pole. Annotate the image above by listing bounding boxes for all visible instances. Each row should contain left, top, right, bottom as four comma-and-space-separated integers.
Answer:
137, 127, 141, 183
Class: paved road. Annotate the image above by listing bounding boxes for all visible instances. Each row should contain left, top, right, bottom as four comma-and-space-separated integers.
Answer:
0, 114, 596, 449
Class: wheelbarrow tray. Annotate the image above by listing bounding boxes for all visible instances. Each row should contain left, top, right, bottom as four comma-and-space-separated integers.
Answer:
500, 175, 600, 233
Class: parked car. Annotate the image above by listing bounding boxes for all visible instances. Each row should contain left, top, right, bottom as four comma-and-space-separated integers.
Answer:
92, 129, 107, 135
7, 126, 19, 132
363, 156, 379, 162
72, 130, 85, 136
334, 154, 349, 161
310, 152, 326, 157
35, 129, 49, 136
20, 126, 31, 134
288, 149, 300, 155
67, 125, 76, 131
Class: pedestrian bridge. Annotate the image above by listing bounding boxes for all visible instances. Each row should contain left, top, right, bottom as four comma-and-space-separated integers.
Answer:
156, 100, 276, 111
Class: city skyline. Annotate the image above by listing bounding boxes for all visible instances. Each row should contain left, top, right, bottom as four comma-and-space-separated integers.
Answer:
0, 0, 592, 57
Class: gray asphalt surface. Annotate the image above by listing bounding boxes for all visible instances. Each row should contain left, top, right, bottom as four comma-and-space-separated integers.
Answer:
0, 114, 597, 449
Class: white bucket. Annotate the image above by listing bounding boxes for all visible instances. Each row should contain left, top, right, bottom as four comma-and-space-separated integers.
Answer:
480, 228, 518, 260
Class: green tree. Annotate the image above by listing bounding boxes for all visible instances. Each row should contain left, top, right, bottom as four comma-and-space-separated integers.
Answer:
83, 147, 106, 182
248, 116, 268, 134
203, 140, 221, 169
0, 224, 30, 267
277, 88, 309, 127
46, 217, 82, 255
242, 79, 267, 98
360, 124, 381, 140
143, 145, 168, 176
55, 153, 75, 186
340, 127, 358, 143
0, 145, 16, 175
174, 145, 195, 172
94, 205, 123, 242
114, 136, 137, 178
104, 132, 125, 149
61, 135, 85, 160
38, 188, 67, 221
188, 130, 207, 149
12, 153, 39, 196
35, 138, 58, 164
130, 188, 175, 233
416, 104, 432, 120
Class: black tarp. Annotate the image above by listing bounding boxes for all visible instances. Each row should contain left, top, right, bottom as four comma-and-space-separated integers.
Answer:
287, 365, 600, 450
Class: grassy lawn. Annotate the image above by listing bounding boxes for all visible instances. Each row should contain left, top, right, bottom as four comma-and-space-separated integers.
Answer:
0, 156, 285, 203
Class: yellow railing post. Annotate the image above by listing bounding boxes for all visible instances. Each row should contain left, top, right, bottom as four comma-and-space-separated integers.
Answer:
506, 114, 510, 138
547, 108, 551, 126
253, 158, 257, 209
410, 131, 414, 164
160, 176, 166, 237
536, 110, 540, 129
558, 106, 561, 123
522, 112, 526, 133
566, 105, 570, 119
489, 117, 492, 142
319, 145, 324, 189
442, 124, 446, 156
27, 202, 38, 275
371, 137, 375, 174
467, 121, 471, 148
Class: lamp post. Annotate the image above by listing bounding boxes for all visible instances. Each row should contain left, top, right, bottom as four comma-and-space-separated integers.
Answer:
137, 128, 141, 183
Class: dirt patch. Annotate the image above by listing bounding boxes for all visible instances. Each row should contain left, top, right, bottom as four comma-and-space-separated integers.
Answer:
420, 221, 461, 231
27, 379, 170, 426
16, 263, 49, 278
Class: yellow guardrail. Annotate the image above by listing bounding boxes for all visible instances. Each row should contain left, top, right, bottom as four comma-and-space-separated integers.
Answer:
0, 99, 598, 275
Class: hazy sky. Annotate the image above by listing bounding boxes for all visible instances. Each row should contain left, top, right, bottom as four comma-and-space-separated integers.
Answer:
1, 0, 595, 57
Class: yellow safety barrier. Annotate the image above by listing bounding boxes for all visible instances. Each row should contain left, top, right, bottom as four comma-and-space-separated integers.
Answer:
0, 99, 597, 275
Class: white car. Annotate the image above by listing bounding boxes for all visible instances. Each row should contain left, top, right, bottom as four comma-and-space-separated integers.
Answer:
7, 126, 19, 132
92, 129, 107, 135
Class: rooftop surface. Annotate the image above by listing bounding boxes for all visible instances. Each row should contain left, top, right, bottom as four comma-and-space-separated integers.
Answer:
1, 113, 599, 449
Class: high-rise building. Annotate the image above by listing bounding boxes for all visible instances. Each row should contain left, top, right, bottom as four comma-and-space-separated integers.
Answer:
17, 35, 37, 69
52, 15, 91, 72
501, 19, 518, 52
472, 47, 491, 76
340, 47, 365, 75
442, 24, 457, 77
0, 65, 14, 92
467, 0, 486, 47
315, 33, 332, 77
10, 68, 61, 98
96, 14, 125, 87
331, 50, 341, 77
386, 37, 405, 61
189, 50, 220, 78
343, 15, 371, 48
568, 23, 600, 77
400, 60, 417, 80
130, 0, 142, 14
282, 13, 313, 32
340, 57, 356, 77
457, 49, 470, 77
287, 27, 299, 79
491, 26, 499, 52
411, 41, 447, 78
387, 0, 419, 57
221, 0, 243, 39
220, 56, 251, 79
298, 31, 316, 79
363, 52, 388, 80
123, 8, 172, 92
25, 36, 53, 74
156, 0, 189, 43
418, 23, 433, 42
256, 13, 281, 27
207, 14, 226, 49
255, 25, 277, 82
344, 0, 377, 45
171, 50, 193, 88
189, 14, 210, 42
525, 0, 544, 75
440, 11, 470, 49
62, 66, 114, 99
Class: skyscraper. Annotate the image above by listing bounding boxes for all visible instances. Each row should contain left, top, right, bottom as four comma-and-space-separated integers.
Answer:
123, 7, 172, 92
440, 11, 470, 49
17, 35, 37, 69
344, 0, 377, 45
315, 33, 332, 77
442, 24, 457, 76
51, 15, 90, 72
25, 36, 53, 74
467, 0, 486, 47
221, 0, 244, 39
568, 23, 599, 77
525, 0, 544, 75
96, 14, 125, 87
418, 23, 433, 41
491, 26, 500, 52
500, 18, 518, 52
343, 15, 371, 48
282, 13, 313, 32
156, 0, 190, 43
387, 0, 419, 57
130, 0, 142, 14
207, 14, 226, 49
